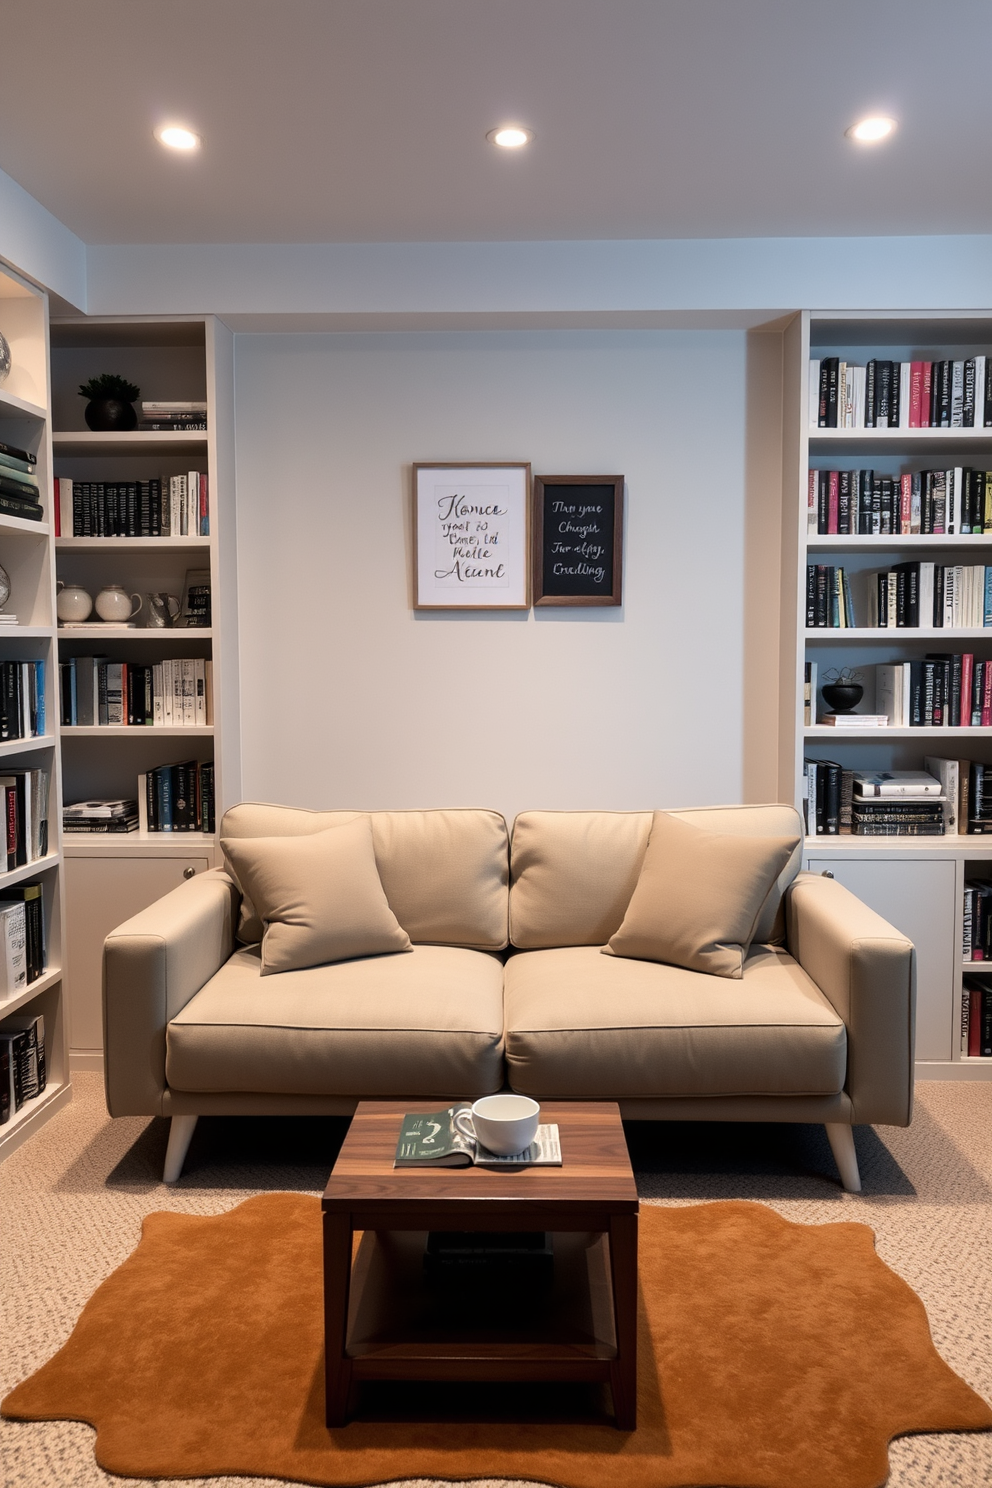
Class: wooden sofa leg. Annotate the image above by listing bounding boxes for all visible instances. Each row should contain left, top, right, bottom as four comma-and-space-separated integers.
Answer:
163, 1115, 198, 1184
825, 1123, 861, 1193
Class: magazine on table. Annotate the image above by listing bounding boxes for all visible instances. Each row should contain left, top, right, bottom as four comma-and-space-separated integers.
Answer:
393, 1104, 562, 1167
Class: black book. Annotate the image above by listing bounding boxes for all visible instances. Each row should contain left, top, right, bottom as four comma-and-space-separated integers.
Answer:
985, 367, 992, 428
858, 470, 873, 534
939, 359, 953, 426
865, 360, 876, 427
891, 360, 901, 425
200, 762, 215, 834
815, 566, 829, 627
838, 470, 851, 534
818, 361, 831, 427
817, 470, 829, 533
0, 493, 42, 522
145, 769, 159, 832
877, 360, 892, 427
0, 1041, 9, 1124
0, 886, 44, 987
0, 438, 35, 466
871, 474, 882, 534
962, 468, 974, 533
826, 359, 839, 428
0, 472, 40, 502
933, 564, 944, 627
806, 566, 817, 628
892, 561, 919, 627
880, 475, 894, 534
908, 660, 925, 726
821, 761, 842, 835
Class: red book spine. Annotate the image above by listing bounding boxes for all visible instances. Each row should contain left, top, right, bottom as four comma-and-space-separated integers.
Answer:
982, 662, 992, 726
968, 986, 982, 1055
920, 362, 933, 427
827, 470, 839, 534
900, 473, 912, 533
909, 362, 923, 427
961, 653, 974, 727
53, 478, 61, 537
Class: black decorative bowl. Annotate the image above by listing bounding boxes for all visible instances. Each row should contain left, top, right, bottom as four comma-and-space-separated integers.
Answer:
85, 398, 138, 432
821, 682, 863, 714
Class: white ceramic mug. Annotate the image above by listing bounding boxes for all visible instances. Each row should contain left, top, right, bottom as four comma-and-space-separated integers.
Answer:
453, 1094, 540, 1156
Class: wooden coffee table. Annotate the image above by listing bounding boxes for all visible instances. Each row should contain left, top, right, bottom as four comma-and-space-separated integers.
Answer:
322, 1099, 639, 1428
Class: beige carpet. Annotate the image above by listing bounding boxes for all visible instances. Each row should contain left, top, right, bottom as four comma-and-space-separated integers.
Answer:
2, 1074, 992, 1488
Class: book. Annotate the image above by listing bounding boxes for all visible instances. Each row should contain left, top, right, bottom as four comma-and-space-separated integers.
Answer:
393, 1105, 562, 1166
923, 757, 961, 833
0, 439, 36, 466
818, 714, 888, 727
0, 1012, 45, 1097
0, 884, 45, 984
0, 901, 27, 997
854, 771, 943, 798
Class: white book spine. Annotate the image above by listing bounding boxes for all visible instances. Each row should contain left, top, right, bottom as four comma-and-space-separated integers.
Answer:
137, 774, 148, 834
59, 478, 74, 537
808, 361, 820, 427
162, 660, 174, 725
950, 467, 962, 534
807, 471, 818, 534
180, 659, 195, 726
152, 663, 164, 726
193, 659, 206, 725
837, 363, 846, 428
901, 662, 911, 727
951, 360, 965, 426
899, 362, 911, 427
853, 366, 866, 429
975, 356, 986, 427
0, 902, 27, 996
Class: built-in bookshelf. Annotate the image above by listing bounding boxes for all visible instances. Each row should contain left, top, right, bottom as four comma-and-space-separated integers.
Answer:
782, 312, 992, 1080
0, 260, 71, 1162
50, 317, 238, 1071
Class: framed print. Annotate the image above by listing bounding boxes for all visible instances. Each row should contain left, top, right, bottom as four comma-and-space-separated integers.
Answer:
413, 463, 531, 609
532, 475, 624, 606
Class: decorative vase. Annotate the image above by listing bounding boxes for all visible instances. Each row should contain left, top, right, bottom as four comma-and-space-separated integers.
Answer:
95, 585, 143, 623
821, 682, 863, 714
84, 398, 138, 432
56, 581, 93, 623
0, 331, 10, 386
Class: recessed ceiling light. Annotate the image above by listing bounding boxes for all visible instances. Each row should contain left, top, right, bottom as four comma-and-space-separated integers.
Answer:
155, 125, 201, 152
845, 116, 897, 144
487, 126, 533, 149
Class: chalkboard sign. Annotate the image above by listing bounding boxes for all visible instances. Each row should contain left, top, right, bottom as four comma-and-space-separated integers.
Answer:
532, 476, 624, 606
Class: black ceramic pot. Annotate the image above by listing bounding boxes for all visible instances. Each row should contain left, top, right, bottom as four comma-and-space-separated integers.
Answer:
84, 398, 138, 432
821, 682, 863, 714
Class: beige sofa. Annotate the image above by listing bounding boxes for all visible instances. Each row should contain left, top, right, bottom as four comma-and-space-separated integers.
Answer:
103, 804, 916, 1192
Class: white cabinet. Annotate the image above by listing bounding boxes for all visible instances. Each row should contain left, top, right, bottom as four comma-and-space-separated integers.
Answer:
805, 855, 957, 1062
64, 850, 212, 1067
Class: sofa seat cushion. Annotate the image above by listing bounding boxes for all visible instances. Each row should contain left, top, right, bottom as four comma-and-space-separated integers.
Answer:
166, 944, 505, 1098
503, 945, 846, 1099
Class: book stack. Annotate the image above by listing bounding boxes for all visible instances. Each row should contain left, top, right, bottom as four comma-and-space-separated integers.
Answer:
0, 1011, 46, 1122
962, 880, 992, 961
54, 473, 208, 537
802, 759, 848, 834
806, 565, 856, 627
139, 400, 207, 432
810, 357, 992, 429
0, 438, 43, 522
0, 884, 45, 983
851, 771, 945, 836
0, 659, 45, 740
59, 657, 212, 727
808, 468, 992, 536
139, 760, 214, 833
0, 769, 49, 867
63, 799, 139, 835
868, 563, 992, 628
961, 980, 992, 1057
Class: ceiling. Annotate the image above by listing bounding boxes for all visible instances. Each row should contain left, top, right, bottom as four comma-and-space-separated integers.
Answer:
1, 0, 990, 246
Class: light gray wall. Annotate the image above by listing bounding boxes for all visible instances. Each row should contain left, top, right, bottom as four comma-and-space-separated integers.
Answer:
0, 165, 86, 309
234, 329, 750, 821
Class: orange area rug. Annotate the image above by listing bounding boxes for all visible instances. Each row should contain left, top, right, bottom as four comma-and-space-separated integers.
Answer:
3, 1193, 989, 1488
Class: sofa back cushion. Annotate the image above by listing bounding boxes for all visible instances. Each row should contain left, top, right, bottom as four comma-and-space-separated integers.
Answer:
508, 805, 804, 949
221, 805, 509, 950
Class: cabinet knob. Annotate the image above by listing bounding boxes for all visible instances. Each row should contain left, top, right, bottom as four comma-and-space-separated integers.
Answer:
821, 870, 834, 879
183, 866, 196, 880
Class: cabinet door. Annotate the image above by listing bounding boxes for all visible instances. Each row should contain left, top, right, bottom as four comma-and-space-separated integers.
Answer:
64, 856, 211, 1063
805, 856, 956, 1062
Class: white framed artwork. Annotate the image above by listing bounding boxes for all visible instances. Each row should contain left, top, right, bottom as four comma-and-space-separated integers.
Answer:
412, 463, 531, 609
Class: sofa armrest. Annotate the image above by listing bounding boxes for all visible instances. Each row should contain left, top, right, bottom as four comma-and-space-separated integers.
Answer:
785, 870, 916, 1126
103, 868, 239, 1117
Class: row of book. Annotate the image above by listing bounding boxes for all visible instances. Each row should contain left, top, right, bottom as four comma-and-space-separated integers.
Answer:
807, 468, 992, 535
0, 437, 42, 522
59, 657, 213, 728
874, 656, 992, 729
805, 761, 992, 835
0, 1010, 46, 1124
54, 474, 208, 538
811, 357, 992, 429
138, 400, 207, 432
0, 884, 46, 995
1, 770, 50, 869
0, 660, 46, 741
870, 564, 992, 629
961, 981, 992, 1057
63, 762, 216, 835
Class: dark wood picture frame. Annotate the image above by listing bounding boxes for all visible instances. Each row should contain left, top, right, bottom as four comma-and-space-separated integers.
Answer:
532, 475, 624, 606
413, 462, 531, 610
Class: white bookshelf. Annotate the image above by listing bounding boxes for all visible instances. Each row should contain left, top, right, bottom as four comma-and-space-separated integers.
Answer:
0, 260, 71, 1163
50, 315, 239, 1072
782, 311, 992, 1080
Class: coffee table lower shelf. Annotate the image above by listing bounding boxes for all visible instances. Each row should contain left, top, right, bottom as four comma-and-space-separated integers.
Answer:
343, 1229, 617, 1387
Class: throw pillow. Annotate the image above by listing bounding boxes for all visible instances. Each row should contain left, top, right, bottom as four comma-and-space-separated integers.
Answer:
221, 816, 412, 975
604, 810, 800, 978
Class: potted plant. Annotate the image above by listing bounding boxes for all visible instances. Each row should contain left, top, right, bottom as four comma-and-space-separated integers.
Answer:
78, 373, 141, 432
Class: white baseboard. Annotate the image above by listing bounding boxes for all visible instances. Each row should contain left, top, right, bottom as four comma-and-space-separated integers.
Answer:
915, 1059, 992, 1081
69, 1050, 105, 1074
